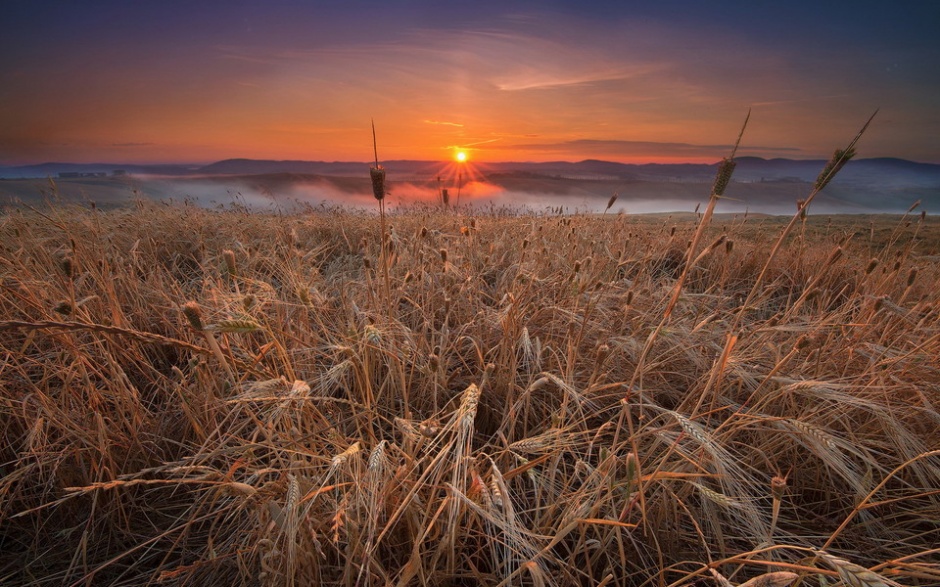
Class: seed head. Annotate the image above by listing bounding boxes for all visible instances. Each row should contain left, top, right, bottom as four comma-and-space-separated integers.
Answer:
605, 194, 618, 211
814, 147, 856, 191
595, 343, 611, 365
214, 319, 260, 333
458, 383, 481, 427
827, 246, 843, 265
365, 324, 382, 346
712, 157, 737, 196
243, 294, 256, 311
222, 249, 237, 276
368, 440, 388, 473
624, 452, 639, 483
182, 301, 204, 331
370, 166, 386, 201
796, 199, 808, 220
771, 476, 787, 501
331, 442, 361, 469
58, 255, 75, 278
708, 234, 727, 252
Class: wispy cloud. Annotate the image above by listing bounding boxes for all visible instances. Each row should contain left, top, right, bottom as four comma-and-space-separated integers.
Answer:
750, 94, 854, 107
458, 138, 503, 147
486, 139, 803, 159
492, 70, 643, 92
213, 45, 279, 65
424, 120, 464, 127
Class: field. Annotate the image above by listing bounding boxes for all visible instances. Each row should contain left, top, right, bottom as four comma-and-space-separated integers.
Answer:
1, 200, 939, 586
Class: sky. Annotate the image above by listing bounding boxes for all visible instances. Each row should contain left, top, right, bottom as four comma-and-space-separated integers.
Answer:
2, 0, 938, 165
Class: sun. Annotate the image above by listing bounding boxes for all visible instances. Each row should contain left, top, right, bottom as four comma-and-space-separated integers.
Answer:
455, 150, 467, 163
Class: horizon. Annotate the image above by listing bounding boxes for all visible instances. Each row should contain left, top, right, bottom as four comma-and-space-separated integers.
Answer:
3, 151, 938, 215
5, 154, 940, 171
3, 2, 939, 166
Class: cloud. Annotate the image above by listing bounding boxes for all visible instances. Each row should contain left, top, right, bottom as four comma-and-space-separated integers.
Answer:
111, 142, 155, 147
485, 139, 803, 159
750, 94, 855, 108
448, 138, 503, 149
424, 120, 464, 127
491, 70, 643, 92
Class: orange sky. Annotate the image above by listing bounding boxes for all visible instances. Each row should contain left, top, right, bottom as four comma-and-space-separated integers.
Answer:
2, 2, 938, 165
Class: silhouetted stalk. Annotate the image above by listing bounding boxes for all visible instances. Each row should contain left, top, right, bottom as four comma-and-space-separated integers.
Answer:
370, 119, 391, 307
604, 193, 618, 215
664, 109, 749, 321
614, 111, 750, 500
624, 111, 749, 393
729, 109, 878, 333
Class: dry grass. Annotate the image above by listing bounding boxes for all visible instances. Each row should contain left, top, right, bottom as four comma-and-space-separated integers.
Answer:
1, 198, 939, 586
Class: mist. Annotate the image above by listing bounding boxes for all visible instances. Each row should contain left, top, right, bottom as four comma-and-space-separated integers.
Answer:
1, 171, 934, 216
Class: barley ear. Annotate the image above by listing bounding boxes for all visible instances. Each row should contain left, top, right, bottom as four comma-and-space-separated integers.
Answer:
818, 551, 902, 587
737, 572, 800, 587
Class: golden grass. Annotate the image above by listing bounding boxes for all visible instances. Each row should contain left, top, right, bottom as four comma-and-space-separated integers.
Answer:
1, 199, 939, 586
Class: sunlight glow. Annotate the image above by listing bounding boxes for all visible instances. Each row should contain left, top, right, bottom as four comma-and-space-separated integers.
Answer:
455, 150, 467, 162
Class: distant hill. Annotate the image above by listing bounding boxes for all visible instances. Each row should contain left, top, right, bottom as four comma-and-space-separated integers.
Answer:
731, 156, 940, 188
197, 159, 366, 176
3, 156, 939, 183
0, 162, 199, 179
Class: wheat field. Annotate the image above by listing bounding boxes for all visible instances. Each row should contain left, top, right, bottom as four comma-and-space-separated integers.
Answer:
1, 197, 938, 586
